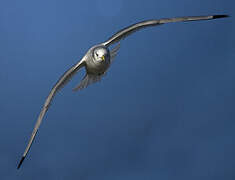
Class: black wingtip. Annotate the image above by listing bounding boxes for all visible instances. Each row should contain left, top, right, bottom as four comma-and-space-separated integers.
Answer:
17, 156, 25, 169
213, 15, 230, 19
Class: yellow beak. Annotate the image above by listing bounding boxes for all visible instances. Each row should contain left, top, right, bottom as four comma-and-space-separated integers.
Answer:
101, 55, 105, 61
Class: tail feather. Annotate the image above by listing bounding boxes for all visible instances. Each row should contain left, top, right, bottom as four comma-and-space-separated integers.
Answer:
73, 74, 102, 91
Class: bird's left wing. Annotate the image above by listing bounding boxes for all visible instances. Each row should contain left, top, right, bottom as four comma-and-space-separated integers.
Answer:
102, 15, 228, 47
17, 59, 85, 169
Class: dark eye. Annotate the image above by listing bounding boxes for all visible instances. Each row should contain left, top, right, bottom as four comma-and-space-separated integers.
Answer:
96, 52, 99, 57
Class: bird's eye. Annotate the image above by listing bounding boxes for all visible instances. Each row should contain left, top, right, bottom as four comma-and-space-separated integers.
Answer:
96, 52, 99, 57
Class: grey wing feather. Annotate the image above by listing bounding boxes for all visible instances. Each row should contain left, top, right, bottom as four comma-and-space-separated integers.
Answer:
73, 73, 102, 91
17, 60, 85, 169
110, 43, 120, 63
103, 15, 228, 47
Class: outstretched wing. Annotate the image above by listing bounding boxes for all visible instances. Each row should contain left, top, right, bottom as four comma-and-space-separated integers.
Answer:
103, 15, 228, 47
17, 59, 85, 169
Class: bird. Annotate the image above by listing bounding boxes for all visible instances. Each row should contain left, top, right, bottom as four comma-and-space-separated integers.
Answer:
17, 14, 229, 169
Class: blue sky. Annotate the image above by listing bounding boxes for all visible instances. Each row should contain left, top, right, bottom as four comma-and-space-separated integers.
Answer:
0, 0, 234, 179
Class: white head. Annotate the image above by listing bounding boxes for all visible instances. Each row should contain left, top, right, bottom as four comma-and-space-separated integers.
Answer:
93, 47, 110, 63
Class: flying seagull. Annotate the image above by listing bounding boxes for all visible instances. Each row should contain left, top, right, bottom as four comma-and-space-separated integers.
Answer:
17, 14, 228, 169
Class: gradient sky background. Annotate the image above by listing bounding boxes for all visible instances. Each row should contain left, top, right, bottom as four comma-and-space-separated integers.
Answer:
0, 0, 234, 179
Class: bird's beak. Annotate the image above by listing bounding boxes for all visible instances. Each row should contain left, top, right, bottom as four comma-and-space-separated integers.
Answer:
101, 55, 105, 61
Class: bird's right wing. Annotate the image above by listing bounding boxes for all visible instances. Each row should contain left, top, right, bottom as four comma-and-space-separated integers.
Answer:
103, 15, 228, 47
17, 59, 85, 169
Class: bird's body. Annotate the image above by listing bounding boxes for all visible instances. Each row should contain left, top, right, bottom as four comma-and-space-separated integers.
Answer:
85, 45, 110, 75
17, 14, 229, 169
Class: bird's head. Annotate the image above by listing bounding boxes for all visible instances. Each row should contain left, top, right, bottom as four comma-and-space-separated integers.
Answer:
93, 46, 110, 63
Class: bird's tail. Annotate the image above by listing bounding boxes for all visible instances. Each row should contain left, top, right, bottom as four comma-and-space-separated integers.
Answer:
73, 74, 102, 91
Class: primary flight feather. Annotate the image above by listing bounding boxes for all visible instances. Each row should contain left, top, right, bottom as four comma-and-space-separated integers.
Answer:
17, 14, 228, 169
